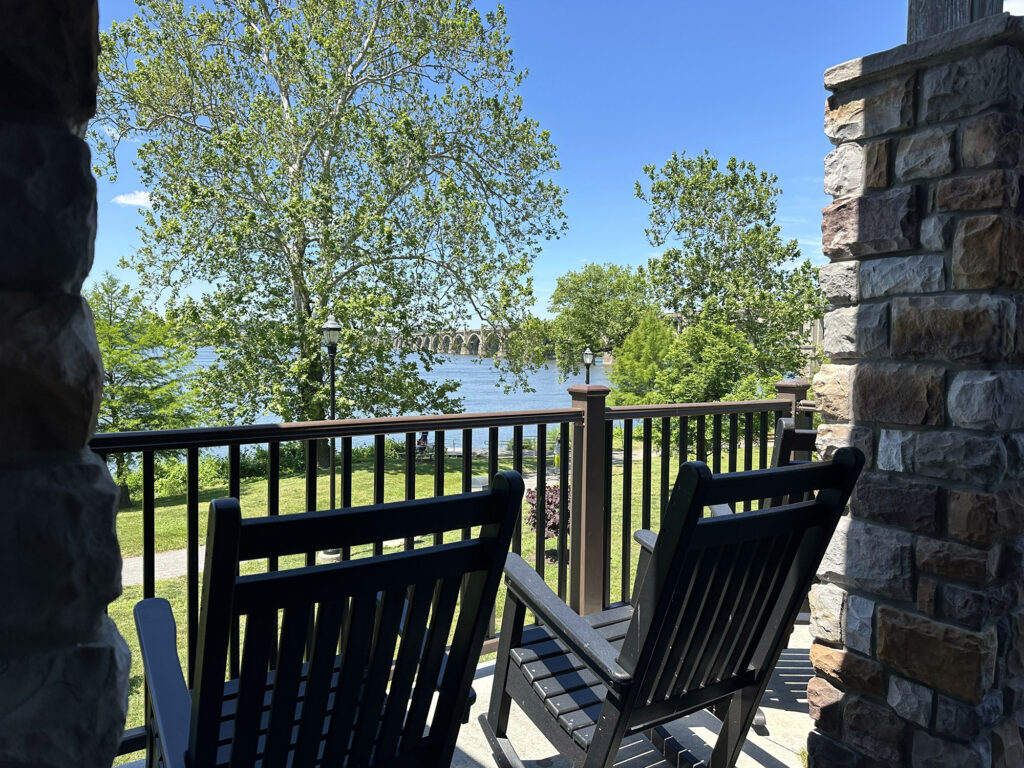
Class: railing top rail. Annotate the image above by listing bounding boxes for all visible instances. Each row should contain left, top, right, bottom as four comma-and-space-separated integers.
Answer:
605, 398, 790, 420
90, 408, 584, 453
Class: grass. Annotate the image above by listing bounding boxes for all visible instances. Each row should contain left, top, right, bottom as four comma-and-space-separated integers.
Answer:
111, 436, 773, 763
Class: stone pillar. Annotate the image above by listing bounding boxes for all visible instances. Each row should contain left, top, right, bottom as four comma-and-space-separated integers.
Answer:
811, 12, 1024, 767
0, 2, 130, 765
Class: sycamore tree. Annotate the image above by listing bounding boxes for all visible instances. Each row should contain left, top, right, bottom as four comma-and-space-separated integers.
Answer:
637, 151, 824, 379
546, 263, 653, 378
93, 0, 565, 423
88, 274, 201, 495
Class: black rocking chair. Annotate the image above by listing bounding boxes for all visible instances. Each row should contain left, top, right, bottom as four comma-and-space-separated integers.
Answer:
135, 470, 524, 768
480, 449, 863, 768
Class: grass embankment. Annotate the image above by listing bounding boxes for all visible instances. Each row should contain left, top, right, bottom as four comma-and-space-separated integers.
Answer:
111, 442, 768, 763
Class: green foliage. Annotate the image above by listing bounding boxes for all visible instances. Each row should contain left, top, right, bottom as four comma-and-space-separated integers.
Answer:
607, 311, 673, 405
546, 263, 654, 378
637, 151, 825, 379
93, 0, 565, 424
88, 274, 203, 483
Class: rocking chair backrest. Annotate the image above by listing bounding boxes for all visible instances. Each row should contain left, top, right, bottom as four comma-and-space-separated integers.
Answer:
762, 416, 820, 508
618, 449, 863, 723
188, 471, 523, 768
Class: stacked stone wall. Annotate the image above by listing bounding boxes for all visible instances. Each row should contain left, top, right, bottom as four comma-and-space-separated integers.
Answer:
0, 1, 129, 764
811, 15, 1024, 767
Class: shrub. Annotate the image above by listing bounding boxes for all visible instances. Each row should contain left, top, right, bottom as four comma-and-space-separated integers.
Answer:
525, 484, 568, 539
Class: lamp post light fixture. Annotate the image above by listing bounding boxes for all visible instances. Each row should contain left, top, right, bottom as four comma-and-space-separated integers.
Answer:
321, 315, 341, 510
583, 347, 594, 385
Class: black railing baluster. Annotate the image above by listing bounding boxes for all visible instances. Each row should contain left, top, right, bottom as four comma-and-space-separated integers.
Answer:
143, 451, 155, 600
305, 439, 317, 567
228, 444, 240, 500
558, 422, 570, 601
696, 414, 707, 463
342, 436, 352, 560
641, 418, 652, 530
660, 417, 670, 523
622, 419, 633, 604
535, 424, 547, 578
512, 425, 523, 556
760, 412, 770, 469
405, 432, 416, 550
744, 414, 754, 512
603, 421, 613, 609
488, 426, 499, 483
433, 430, 444, 546
712, 414, 722, 475
374, 434, 385, 556
267, 441, 280, 670
186, 446, 199, 686
729, 413, 739, 474
461, 428, 472, 540
680, 415, 689, 465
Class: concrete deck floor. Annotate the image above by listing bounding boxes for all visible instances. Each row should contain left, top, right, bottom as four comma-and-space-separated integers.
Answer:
452, 625, 813, 768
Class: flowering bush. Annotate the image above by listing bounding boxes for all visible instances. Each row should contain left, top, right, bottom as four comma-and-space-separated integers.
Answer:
525, 484, 569, 539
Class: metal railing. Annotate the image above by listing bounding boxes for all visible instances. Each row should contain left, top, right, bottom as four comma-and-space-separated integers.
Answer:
96, 381, 811, 757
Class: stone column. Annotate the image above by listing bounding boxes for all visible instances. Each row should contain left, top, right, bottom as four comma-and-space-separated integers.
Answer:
810, 12, 1024, 767
0, 2, 129, 765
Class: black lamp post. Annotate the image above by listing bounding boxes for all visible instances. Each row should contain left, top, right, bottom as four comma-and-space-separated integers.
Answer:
583, 347, 594, 385
322, 314, 341, 509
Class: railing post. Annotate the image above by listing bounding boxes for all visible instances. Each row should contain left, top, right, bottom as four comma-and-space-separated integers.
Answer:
568, 385, 609, 615
775, 379, 811, 429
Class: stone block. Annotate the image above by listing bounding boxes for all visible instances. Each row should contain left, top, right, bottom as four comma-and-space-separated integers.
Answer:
953, 215, 1024, 291
935, 690, 1003, 741
888, 675, 933, 728
935, 169, 1020, 212
816, 424, 873, 467
0, 293, 103, 454
992, 716, 1024, 767
0, 121, 96, 293
891, 294, 1013, 364
0, 450, 121, 655
825, 143, 866, 198
1005, 433, 1024, 479
921, 46, 1024, 124
825, 75, 914, 143
941, 582, 1016, 631
843, 695, 905, 764
879, 429, 1008, 485
896, 127, 954, 182
812, 364, 854, 423
919, 577, 939, 616
1016, 295, 1024, 364
0, 618, 129, 767
818, 517, 914, 600
949, 488, 1024, 548
819, 261, 859, 307
809, 583, 846, 644
807, 730, 859, 768
949, 371, 1024, 430
810, 643, 885, 696
1008, 611, 1024, 677
864, 139, 890, 189
920, 214, 954, 251
860, 254, 944, 299
852, 362, 944, 426
0, 2, 99, 123
913, 730, 991, 768
850, 471, 939, 534
845, 594, 874, 655
822, 186, 918, 260
806, 676, 843, 733
877, 605, 997, 703
823, 304, 888, 360
962, 112, 1024, 169
917, 536, 1000, 586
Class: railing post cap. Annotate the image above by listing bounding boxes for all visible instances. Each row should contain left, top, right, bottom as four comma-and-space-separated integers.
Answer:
775, 379, 810, 393
568, 385, 611, 400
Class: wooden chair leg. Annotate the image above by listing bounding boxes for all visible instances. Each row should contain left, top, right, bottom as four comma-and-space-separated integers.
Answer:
709, 684, 762, 768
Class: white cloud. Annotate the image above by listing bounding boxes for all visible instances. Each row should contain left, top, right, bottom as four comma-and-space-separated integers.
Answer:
1006, 0, 1024, 15
111, 190, 152, 208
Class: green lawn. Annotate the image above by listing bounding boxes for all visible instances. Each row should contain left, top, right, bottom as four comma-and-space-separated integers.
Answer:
111, 437, 772, 763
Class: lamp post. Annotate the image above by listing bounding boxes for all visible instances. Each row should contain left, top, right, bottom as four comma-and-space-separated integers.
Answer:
583, 347, 594, 385
322, 315, 341, 509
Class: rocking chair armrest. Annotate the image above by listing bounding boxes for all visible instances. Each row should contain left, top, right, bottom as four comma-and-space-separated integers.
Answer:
633, 529, 657, 552
708, 503, 734, 517
503, 554, 631, 690
134, 598, 191, 768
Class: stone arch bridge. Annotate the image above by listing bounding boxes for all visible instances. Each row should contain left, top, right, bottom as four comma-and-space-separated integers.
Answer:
397, 328, 506, 357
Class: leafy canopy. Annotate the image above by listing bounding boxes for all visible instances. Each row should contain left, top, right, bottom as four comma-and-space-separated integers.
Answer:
637, 151, 824, 379
546, 263, 653, 378
88, 274, 202, 479
93, 0, 565, 423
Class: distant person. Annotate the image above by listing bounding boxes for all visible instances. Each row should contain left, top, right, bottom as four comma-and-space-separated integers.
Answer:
417, 431, 429, 457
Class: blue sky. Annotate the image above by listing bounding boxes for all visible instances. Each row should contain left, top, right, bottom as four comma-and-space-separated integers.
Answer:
93, 1, 915, 314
